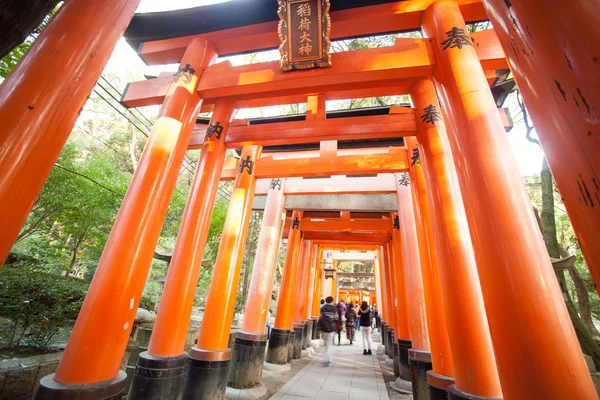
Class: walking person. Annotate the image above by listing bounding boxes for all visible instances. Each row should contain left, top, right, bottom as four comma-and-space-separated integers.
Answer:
319, 296, 340, 367
345, 303, 357, 345
358, 301, 374, 355
336, 300, 346, 346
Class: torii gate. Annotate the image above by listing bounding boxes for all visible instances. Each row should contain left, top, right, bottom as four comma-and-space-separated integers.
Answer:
0, 1, 596, 400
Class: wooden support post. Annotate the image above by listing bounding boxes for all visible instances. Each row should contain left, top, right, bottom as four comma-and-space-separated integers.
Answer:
423, 1, 595, 398
390, 216, 412, 383
0, 0, 141, 266
266, 210, 303, 365
129, 99, 234, 400
229, 178, 285, 391
480, 0, 600, 298
394, 174, 432, 399
408, 76, 501, 398
184, 145, 261, 400
38, 39, 216, 399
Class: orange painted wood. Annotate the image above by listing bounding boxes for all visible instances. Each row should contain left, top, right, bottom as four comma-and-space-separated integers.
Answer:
254, 175, 397, 196
294, 240, 313, 323
0, 0, 141, 266
197, 145, 262, 350
136, 0, 487, 64
54, 39, 216, 384
301, 232, 389, 243
423, 2, 595, 398
242, 179, 286, 334
390, 215, 412, 340
219, 147, 409, 180
481, 0, 600, 302
148, 99, 234, 357
305, 244, 318, 319
274, 211, 303, 330
382, 244, 397, 330
189, 113, 416, 149
300, 218, 392, 232
394, 177, 430, 351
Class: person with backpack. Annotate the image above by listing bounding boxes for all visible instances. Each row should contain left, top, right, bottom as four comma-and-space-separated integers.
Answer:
345, 303, 357, 345
357, 301, 374, 355
318, 296, 340, 367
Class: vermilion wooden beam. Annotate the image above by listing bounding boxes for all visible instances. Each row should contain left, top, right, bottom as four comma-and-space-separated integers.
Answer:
298, 232, 391, 243
136, 0, 488, 65
314, 243, 381, 251
220, 147, 408, 180
189, 111, 415, 149
254, 175, 397, 196
289, 211, 390, 219
122, 30, 506, 109
189, 107, 511, 149
301, 218, 393, 232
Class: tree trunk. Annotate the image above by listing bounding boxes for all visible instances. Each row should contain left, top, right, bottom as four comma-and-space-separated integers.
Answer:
569, 265, 600, 338
540, 157, 600, 367
0, 0, 60, 59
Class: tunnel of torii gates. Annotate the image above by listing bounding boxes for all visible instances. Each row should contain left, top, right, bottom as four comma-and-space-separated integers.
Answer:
0, 0, 598, 399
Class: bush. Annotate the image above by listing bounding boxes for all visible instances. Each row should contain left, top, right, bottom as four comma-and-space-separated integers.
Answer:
0, 264, 89, 350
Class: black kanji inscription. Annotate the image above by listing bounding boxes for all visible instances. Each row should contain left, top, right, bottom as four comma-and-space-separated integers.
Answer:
205, 121, 224, 141
420, 104, 441, 125
173, 63, 196, 84
238, 156, 255, 175
441, 27, 473, 50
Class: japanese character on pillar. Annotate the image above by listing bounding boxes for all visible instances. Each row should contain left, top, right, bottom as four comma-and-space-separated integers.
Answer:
420, 104, 442, 125
277, 0, 331, 71
270, 178, 283, 191
292, 217, 301, 230
205, 121, 224, 141
441, 27, 473, 50
238, 156, 255, 175
398, 173, 410, 187
411, 148, 421, 166
173, 63, 196, 84
393, 216, 400, 230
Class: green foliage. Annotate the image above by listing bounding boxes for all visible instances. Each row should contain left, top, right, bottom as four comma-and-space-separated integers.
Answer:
0, 264, 88, 350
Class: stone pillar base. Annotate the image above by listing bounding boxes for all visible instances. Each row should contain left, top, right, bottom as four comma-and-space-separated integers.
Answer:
448, 384, 502, 400
303, 319, 313, 349
386, 327, 394, 358
183, 347, 232, 400
408, 349, 432, 400
427, 371, 455, 400
128, 352, 189, 400
225, 382, 267, 400
36, 371, 127, 400
292, 323, 304, 359
311, 317, 319, 340
265, 328, 291, 365
228, 332, 267, 390
397, 339, 412, 381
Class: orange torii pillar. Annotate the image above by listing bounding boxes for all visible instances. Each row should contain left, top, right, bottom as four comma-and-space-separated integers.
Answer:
228, 178, 286, 392
291, 239, 312, 358
373, 252, 385, 329
407, 86, 502, 399
37, 39, 216, 399
377, 248, 390, 355
382, 244, 397, 359
128, 99, 234, 400
311, 246, 325, 319
0, 0, 140, 266
398, 168, 455, 396
183, 145, 261, 400
303, 243, 318, 347
423, 2, 596, 399
481, 0, 600, 299
389, 215, 413, 388
395, 177, 432, 399
266, 210, 303, 366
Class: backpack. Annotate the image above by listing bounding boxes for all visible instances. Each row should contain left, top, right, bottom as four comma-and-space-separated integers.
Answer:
319, 313, 335, 333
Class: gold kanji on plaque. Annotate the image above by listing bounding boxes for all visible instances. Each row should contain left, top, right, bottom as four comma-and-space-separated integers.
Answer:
277, 0, 331, 71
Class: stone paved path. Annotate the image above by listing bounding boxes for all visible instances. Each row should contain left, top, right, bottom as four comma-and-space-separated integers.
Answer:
269, 330, 395, 400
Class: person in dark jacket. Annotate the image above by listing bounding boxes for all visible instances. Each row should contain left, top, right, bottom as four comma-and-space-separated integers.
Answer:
336, 300, 346, 346
319, 296, 340, 366
345, 303, 357, 345
357, 301, 373, 355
